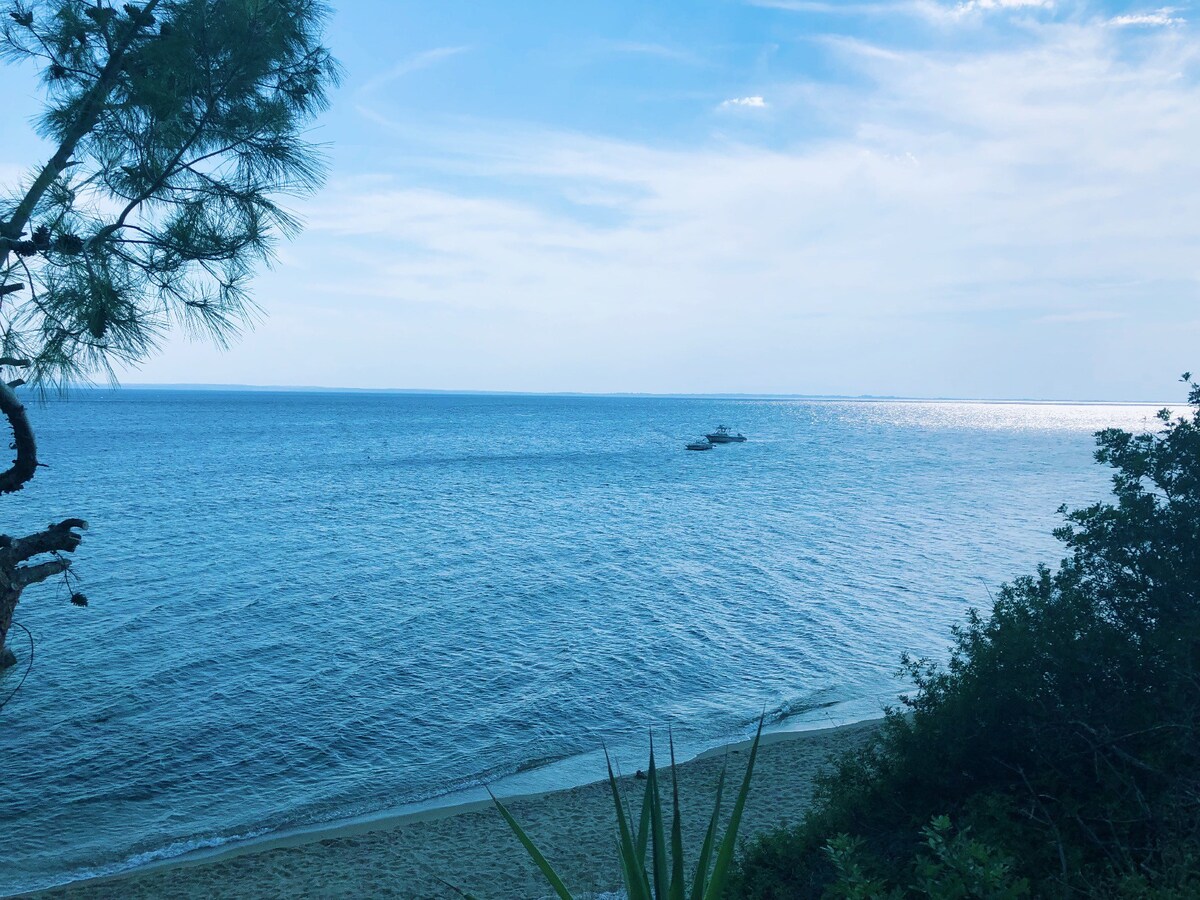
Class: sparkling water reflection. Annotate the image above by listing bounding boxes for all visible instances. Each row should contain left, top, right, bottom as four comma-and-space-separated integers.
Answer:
0, 391, 1166, 893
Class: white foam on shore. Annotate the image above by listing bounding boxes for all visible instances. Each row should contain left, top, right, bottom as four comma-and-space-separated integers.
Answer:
22, 702, 889, 897
16, 828, 273, 897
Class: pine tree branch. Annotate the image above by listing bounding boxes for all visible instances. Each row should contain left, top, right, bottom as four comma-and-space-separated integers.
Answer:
1, 0, 162, 267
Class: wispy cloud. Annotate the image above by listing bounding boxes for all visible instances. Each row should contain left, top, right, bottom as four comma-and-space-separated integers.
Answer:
746, 0, 913, 12
719, 95, 768, 109
285, 18, 1200, 396
599, 40, 705, 65
952, 0, 1054, 11
122, 5, 1197, 397
1109, 7, 1185, 27
358, 46, 470, 97
748, 0, 1055, 20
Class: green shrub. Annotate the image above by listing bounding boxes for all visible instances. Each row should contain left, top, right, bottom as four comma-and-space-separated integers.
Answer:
824, 815, 1028, 900
732, 375, 1200, 898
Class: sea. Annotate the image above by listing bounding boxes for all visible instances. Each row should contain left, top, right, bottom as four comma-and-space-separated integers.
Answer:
0, 389, 1167, 894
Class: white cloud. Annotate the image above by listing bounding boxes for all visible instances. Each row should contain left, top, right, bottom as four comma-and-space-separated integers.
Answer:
358, 46, 470, 97
125, 16, 1200, 398
746, 0, 911, 12
749, 0, 1057, 25
918, 0, 1055, 20
718, 95, 768, 109
953, 0, 1054, 11
1108, 8, 1185, 27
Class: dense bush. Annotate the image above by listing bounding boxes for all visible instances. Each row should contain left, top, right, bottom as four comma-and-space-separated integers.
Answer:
732, 376, 1200, 898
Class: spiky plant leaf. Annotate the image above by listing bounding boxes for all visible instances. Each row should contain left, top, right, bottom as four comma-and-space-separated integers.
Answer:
636, 761, 654, 865
488, 789, 574, 900
607, 748, 652, 900
648, 735, 669, 899
702, 717, 764, 900
690, 765, 725, 899
485, 720, 763, 900
668, 731, 685, 900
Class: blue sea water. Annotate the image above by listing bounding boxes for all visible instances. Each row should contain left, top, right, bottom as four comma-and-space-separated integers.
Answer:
0, 390, 1166, 894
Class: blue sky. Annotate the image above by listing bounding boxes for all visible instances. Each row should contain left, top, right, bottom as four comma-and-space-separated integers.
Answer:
3, 0, 1199, 399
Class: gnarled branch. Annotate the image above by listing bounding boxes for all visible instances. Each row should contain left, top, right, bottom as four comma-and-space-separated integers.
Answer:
13, 558, 72, 590
0, 518, 88, 667
0, 380, 38, 494
0, 518, 88, 566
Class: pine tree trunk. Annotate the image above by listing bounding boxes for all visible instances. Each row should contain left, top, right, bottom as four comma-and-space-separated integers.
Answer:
0, 586, 18, 669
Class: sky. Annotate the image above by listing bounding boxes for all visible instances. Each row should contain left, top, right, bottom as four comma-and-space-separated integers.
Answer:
2, 0, 1200, 400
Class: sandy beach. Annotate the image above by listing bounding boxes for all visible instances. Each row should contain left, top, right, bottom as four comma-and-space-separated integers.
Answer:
34, 719, 879, 900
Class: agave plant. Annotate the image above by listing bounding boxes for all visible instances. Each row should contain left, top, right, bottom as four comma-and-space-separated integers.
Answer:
482, 718, 763, 900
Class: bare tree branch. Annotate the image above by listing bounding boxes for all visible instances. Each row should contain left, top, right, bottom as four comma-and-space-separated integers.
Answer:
0, 381, 38, 494
12, 557, 71, 590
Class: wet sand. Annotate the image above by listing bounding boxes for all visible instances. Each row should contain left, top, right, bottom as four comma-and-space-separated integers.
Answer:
37, 719, 880, 900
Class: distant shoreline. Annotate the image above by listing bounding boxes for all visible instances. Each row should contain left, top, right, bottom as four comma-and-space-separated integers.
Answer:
32, 719, 881, 900
54, 383, 1176, 405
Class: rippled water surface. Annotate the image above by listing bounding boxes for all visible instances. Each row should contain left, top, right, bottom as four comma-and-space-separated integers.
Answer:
0, 391, 1165, 893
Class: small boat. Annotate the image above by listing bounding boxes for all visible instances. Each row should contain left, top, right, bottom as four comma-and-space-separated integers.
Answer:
705, 425, 747, 443
686, 439, 713, 451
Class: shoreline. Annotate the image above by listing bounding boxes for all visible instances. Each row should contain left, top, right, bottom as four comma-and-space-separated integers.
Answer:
33, 718, 882, 899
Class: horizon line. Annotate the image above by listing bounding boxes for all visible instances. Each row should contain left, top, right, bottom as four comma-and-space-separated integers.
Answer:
77, 382, 1179, 406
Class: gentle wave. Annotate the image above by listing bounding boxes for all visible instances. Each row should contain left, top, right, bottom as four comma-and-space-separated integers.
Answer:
15, 827, 274, 896
7, 694, 865, 896
0, 391, 1160, 895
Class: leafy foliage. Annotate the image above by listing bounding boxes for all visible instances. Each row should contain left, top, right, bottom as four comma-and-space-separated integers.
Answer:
0, 0, 337, 670
483, 720, 763, 900
824, 817, 1029, 900
732, 376, 1200, 898
0, 0, 340, 386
